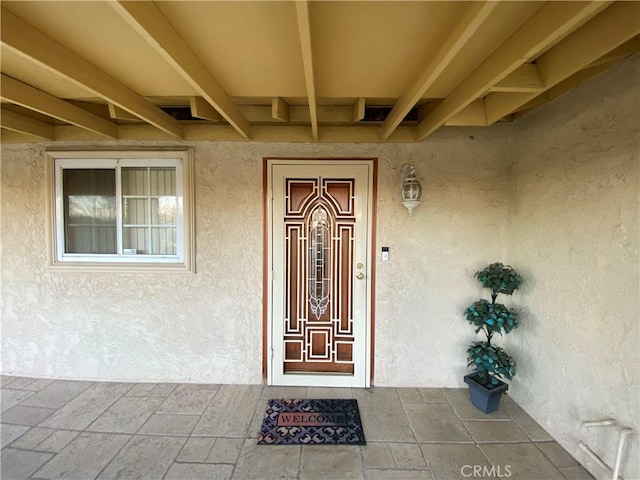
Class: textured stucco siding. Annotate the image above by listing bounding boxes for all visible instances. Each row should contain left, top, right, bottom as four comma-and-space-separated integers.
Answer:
508, 54, 639, 480
1, 52, 638, 480
1, 131, 510, 387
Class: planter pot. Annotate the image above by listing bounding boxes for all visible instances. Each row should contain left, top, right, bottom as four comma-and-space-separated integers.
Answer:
464, 374, 508, 414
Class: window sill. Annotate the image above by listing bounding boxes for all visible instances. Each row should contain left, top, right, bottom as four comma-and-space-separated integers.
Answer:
48, 260, 195, 274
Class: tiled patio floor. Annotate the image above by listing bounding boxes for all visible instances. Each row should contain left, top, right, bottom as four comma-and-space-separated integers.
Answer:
1, 376, 593, 480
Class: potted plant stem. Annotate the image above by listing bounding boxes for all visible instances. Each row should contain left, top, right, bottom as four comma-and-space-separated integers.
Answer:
463, 262, 522, 413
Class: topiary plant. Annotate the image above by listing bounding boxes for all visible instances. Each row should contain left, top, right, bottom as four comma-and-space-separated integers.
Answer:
464, 262, 522, 388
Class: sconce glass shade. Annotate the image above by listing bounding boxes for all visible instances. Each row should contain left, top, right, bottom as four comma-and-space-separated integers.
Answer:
400, 164, 422, 216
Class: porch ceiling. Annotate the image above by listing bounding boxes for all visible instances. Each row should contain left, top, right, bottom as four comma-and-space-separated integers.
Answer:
0, 1, 638, 144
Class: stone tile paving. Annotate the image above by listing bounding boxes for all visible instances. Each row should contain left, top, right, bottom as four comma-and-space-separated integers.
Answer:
0, 376, 594, 480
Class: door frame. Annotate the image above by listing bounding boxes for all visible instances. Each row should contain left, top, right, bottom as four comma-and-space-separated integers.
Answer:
263, 157, 377, 387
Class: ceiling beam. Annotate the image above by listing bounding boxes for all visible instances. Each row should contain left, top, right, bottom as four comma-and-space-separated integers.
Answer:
0, 7, 182, 138
237, 105, 354, 124
0, 130, 37, 143
352, 98, 366, 122
485, 92, 540, 121
1, 108, 55, 139
110, 1, 250, 139
295, 1, 319, 141
462, 36, 638, 120
272, 97, 289, 122
418, 101, 440, 122
445, 100, 487, 126
380, 1, 498, 140
513, 54, 634, 119
189, 97, 223, 122
546, 58, 628, 101
586, 36, 639, 68
490, 64, 544, 93
0, 74, 118, 138
415, 1, 609, 141
485, 2, 640, 124
1, 123, 416, 144
536, 3, 637, 88
108, 103, 139, 121
513, 94, 550, 116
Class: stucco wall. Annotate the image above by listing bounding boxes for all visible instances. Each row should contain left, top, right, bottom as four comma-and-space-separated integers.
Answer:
508, 54, 639, 480
1, 129, 511, 386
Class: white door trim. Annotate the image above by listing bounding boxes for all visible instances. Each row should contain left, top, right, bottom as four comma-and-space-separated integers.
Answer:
265, 158, 374, 388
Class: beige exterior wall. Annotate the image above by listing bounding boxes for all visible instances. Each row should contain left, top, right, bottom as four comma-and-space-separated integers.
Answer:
508, 54, 639, 480
1, 52, 637, 480
1, 128, 510, 386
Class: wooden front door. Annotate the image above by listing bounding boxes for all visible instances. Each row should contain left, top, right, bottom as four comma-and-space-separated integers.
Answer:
266, 159, 374, 387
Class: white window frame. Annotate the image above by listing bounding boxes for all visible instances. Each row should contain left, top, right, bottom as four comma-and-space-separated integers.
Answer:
46, 149, 195, 273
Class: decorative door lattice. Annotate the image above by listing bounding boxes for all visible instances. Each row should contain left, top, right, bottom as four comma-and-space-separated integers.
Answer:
283, 177, 355, 374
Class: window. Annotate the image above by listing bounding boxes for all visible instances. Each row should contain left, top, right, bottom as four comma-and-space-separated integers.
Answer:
47, 150, 194, 272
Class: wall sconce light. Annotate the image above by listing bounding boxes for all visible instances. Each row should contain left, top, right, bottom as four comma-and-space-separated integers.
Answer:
400, 163, 422, 216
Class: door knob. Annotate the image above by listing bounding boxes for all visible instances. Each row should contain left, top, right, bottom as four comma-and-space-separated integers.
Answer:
356, 272, 365, 280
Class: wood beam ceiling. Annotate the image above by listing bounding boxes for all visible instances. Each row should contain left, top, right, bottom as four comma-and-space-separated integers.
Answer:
0, 74, 118, 138
453, 33, 639, 125
272, 98, 290, 122
110, 1, 251, 139
514, 49, 638, 119
486, 2, 640, 124
238, 105, 354, 124
352, 98, 366, 123
0, 7, 183, 138
587, 37, 640, 68
490, 64, 544, 93
189, 97, 223, 122
41, 124, 415, 143
0, 108, 55, 139
445, 100, 487, 126
108, 103, 138, 121
295, 1, 319, 141
380, 1, 498, 140
0, 2, 635, 144
415, 1, 609, 142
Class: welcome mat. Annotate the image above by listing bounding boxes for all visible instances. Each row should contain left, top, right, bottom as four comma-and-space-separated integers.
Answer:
257, 399, 366, 445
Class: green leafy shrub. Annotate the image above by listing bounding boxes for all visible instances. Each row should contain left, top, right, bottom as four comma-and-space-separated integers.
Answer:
465, 263, 522, 386
475, 262, 523, 302
465, 300, 519, 338
466, 342, 516, 386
